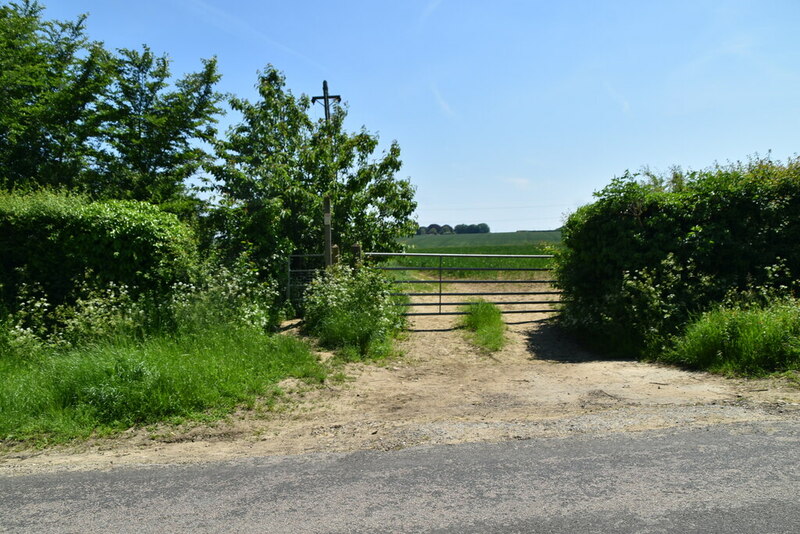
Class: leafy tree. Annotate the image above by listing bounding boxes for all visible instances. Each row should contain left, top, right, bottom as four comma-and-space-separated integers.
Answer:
426, 223, 441, 235
0, 1, 223, 219
89, 45, 223, 210
0, 0, 111, 191
210, 66, 416, 276
440, 224, 454, 234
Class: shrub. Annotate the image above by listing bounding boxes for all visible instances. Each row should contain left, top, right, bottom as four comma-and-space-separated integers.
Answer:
557, 156, 800, 359
0, 191, 197, 316
303, 265, 404, 359
460, 299, 506, 352
662, 299, 800, 376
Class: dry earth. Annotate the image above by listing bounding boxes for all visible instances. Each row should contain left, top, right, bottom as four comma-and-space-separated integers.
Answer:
2, 282, 799, 475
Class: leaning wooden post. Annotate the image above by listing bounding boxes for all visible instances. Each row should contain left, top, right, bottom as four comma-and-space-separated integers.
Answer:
323, 195, 332, 266
352, 243, 363, 269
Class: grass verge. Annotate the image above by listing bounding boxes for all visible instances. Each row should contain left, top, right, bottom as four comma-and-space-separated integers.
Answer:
460, 300, 506, 352
660, 299, 800, 376
0, 325, 326, 445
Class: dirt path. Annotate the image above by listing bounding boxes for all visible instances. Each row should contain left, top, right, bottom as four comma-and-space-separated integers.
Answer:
2, 282, 799, 475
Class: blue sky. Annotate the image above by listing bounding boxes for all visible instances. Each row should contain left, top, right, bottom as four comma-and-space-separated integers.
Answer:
45, 1, 800, 231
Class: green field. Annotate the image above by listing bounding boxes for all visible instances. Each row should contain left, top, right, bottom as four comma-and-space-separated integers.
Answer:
383, 230, 561, 280
401, 230, 561, 252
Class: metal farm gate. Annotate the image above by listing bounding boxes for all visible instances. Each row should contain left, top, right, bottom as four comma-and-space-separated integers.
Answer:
286, 253, 325, 309
365, 252, 561, 316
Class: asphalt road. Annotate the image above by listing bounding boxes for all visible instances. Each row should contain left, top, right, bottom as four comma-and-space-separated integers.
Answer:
2, 421, 799, 533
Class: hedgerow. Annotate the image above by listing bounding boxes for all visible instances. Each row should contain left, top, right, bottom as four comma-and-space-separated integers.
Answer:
0, 191, 196, 318
557, 156, 800, 361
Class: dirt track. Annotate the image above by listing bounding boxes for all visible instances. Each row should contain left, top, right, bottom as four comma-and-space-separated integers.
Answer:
2, 282, 799, 475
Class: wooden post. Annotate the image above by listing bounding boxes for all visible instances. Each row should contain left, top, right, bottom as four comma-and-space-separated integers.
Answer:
323, 196, 332, 266
331, 244, 340, 265
352, 243, 363, 267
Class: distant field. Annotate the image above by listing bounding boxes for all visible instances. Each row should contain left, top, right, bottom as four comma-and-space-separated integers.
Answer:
400, 230, 561, 251
384, 230, 562, 280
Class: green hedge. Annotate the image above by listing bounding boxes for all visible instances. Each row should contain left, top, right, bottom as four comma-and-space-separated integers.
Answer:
0, 191, 196, 314
557, 157, 800, 358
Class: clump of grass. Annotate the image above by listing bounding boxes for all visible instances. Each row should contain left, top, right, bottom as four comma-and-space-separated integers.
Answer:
0, 325, 325, 444
661, 299, 800, 376
460, 299, 506, 352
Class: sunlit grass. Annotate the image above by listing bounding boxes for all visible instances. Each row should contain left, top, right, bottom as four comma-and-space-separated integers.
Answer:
0, 326, 325, 444
460, 299, 506, 352
661, 299, 800, 376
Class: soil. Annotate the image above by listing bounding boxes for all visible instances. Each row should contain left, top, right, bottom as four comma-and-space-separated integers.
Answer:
2, 282, 799, 475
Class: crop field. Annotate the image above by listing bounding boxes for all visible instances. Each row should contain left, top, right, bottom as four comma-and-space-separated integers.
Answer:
384, 230, 562, 280
401, 230, 561, 251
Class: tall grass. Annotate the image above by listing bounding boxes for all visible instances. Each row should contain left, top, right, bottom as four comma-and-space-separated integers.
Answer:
460, 300, 506, 352
0, 325, 325, 443
0, 256, 327, 444
661, 299, 800, 376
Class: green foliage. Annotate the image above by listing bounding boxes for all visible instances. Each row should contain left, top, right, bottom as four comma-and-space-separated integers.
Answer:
0, 251, 313, 443
89, 46, 222, 205
0, 2, 222, 211
454, 223, 490, 234
0, 191, 196, 320
209, 66, 417, 281
0, 326, 325, 442
557, 156, 800, 359
303, 265, 404, 359
0, 0, 111, 190
460, 299, 506, 352
662, 299, 800, 376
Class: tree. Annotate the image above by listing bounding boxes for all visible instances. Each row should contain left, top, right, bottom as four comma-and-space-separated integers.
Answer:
90, 46, 223, 209
454, 223, 490, 234
0, 0, 111, 191
210, 66, 416, 276
440, 224, 454, 234
426, 223, 441, 235
0, 2, 223, 219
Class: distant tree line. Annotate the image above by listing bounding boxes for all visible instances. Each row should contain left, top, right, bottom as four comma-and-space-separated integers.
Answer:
416, 223, 490, 235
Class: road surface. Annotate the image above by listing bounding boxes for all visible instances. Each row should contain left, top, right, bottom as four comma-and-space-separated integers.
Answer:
2, 421, 798, 533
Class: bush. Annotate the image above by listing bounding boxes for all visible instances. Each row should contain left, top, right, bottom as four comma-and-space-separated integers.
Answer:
557, 156, 800, 359
303, 265, 404, 359
662, 299, 800, 376
0, 191, 196, 316
460, 300, 506, 352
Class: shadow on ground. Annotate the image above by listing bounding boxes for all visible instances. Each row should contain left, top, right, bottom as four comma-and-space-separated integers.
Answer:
525, 321, 635, 363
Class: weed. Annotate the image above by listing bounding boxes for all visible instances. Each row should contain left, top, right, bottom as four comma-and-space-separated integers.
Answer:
460, 299, 506, 352
303, 265, 404, 359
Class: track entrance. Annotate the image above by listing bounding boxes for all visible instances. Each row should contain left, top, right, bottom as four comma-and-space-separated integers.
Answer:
365, 252, 561, 316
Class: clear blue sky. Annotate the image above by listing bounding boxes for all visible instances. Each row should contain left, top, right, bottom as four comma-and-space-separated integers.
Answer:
46, 1, 800, 231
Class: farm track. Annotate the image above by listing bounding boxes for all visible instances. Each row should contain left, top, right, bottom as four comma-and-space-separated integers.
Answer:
2, 280, 799, 475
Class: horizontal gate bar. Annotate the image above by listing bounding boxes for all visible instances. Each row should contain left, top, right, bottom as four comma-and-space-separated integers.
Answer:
392, 291, 561, 297
366, 252, 554, 259
393, 279, 554, 284
378, 266, 551, 272
404, 309, 554, 316
398, 300, 556, 307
